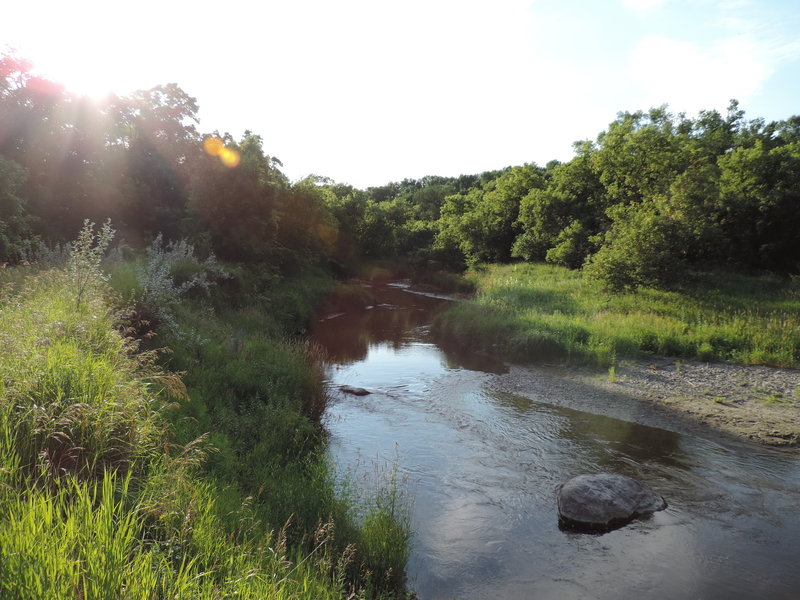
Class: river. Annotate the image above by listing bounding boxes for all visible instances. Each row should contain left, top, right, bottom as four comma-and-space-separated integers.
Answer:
310, 283, 800, 600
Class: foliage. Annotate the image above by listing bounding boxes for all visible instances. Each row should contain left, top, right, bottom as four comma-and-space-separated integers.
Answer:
137, 234, 228, 332
0, 155, 36, 263
0, 256, 410, 598
152, 264, 411, 594
0, 268, 168, 482
188, 132, 286, 262
66, 219, 115, 308
718, 140, 800, 271
4, 47, 799, 287
583, 201, 689, 290
433, 263, 800, 367
436, 164, 545, 265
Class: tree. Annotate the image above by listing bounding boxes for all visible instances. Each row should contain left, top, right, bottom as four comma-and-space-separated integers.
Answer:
0, 155, 35, 261
188, 132, 286, 261
583, 200, 689, 290
512, 146, 604, 266
718, 141, 800, 271
591, 106, 689, 205
435, 164, 545, 264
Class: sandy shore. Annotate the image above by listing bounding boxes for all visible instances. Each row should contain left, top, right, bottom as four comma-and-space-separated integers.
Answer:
489, 359, 800, 448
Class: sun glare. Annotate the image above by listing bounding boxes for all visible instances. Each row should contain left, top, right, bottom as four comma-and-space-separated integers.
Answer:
22, 59, 115, 100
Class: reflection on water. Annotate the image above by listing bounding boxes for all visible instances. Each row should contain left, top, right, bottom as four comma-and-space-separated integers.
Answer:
312, 284, 800, 600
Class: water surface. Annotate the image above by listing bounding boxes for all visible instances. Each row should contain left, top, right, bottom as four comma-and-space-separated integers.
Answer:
312, 284, 800, 600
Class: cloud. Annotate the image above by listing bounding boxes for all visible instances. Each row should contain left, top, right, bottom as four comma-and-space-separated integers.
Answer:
628, 34, 772, 112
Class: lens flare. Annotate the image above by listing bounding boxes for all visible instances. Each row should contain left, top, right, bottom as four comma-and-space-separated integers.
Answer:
203, 136, 224, 156
203, 137, 240, 168
219, 147, 241, 168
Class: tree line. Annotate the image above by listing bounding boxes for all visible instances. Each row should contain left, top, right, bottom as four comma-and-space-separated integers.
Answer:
336, 103, 800, 289
2, 52, 798, 289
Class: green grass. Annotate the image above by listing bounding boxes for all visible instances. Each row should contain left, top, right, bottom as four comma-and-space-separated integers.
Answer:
433, 263, 800, 367
0, 264, 411, 599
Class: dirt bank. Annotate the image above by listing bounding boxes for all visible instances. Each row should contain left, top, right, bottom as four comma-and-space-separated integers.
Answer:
490, 359, 800, 448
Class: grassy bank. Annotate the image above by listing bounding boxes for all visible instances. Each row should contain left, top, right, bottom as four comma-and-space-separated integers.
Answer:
0, 254, 409, 597
157, 266, 410, 593
433, 263, 800, 368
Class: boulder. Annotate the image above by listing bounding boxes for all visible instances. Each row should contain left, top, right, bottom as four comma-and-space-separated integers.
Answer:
557, 473, 666, 532
340, 385, 371, 396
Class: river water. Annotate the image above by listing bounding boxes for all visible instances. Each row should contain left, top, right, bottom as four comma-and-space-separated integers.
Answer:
310, 284, 800, 600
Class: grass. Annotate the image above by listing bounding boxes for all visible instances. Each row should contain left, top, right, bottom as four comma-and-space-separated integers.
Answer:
0, 263, 411, 599
433, 263, 800, 367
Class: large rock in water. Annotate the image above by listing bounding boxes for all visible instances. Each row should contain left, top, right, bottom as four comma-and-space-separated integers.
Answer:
557, 473, 666, 532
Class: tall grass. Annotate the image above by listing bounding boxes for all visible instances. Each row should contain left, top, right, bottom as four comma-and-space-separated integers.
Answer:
433, 263, 800, 367
159, 267, 412, 592
0, 469, 372, 599
0, 268, 167, 481
0, 262, 410, 599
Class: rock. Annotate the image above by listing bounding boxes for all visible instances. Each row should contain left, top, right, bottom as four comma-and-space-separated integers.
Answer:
557, 473, 666, 532
340, 385, 371, 396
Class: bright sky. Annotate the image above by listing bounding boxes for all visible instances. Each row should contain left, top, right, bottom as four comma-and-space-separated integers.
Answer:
3, 0, 799, 187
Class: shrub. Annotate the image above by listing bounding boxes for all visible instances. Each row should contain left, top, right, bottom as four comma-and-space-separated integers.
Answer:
66, 219, 114, 308
137, 235, 228, 333
583, 202, 688, 291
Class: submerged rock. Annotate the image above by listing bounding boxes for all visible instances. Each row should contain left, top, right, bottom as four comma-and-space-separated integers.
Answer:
340, 385, 371, 396
557, 473, 666, 532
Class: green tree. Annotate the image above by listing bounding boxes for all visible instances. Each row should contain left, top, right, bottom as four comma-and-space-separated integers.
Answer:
583, 199, 689, 290
436, 164, 545, 264
591, 106, 689, 205
0, 155, 35, 262
188, 132, 286, 261
718, 140, 800, 270
512, 145, 604, 266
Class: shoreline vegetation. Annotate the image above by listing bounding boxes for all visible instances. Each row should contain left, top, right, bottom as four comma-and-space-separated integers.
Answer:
433, 263, 799, 368
0, 232, 411, 598
432, 263, 799, 447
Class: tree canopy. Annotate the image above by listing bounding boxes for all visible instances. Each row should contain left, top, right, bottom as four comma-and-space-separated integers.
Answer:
1, 51, 798, 289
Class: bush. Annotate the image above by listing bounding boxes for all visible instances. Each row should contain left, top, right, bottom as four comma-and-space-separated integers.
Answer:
583, 202, 688, 291
137, 234, 228, 333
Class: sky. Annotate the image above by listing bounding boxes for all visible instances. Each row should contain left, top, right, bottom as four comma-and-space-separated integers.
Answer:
3, 0, 799, 188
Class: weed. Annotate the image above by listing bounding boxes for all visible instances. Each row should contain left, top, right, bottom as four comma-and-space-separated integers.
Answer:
137, 235, 229, 334
67, 219, 114, 308
764, 392, 789, 405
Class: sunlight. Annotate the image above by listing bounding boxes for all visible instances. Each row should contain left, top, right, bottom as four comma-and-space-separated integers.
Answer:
25, 51, 124, 99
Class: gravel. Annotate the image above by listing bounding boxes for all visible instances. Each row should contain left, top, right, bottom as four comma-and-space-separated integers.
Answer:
489, 359, 800, 448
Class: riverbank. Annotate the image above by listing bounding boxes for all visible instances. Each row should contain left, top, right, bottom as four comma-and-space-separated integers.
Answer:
0, 252, 410, 598
433, 263, 800, 368
429, 262, 800, 447
491, 359, 799, 448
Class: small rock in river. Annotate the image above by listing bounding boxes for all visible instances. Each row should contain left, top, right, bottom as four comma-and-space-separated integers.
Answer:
340, 385, 371, 396
557, 473, 666, 532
